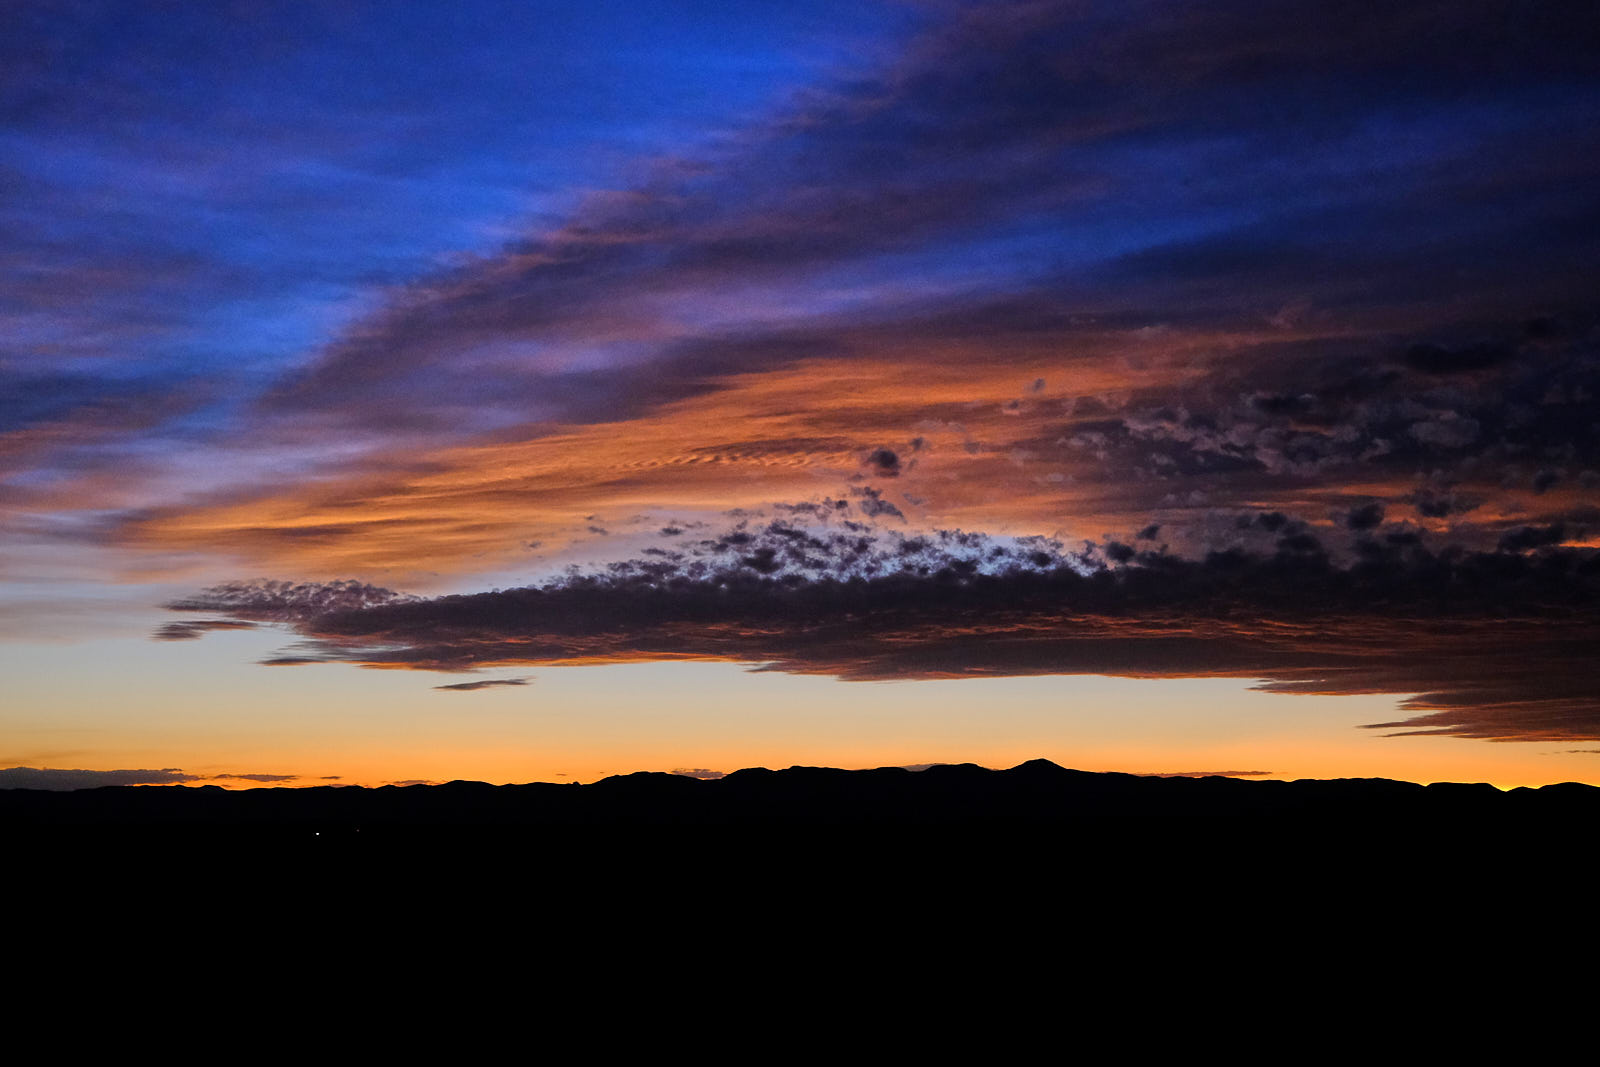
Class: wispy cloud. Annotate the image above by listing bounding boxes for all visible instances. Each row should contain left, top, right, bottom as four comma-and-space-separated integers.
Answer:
152, 619, 258, 641
0, 766, 307, 790
433, 677, 531, 692
0, 0, 1577, 584
0, 767, 202, 790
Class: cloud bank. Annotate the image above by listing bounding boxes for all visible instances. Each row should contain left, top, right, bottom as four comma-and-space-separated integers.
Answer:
0, 767, 302, 790
167, 517, 1600, 742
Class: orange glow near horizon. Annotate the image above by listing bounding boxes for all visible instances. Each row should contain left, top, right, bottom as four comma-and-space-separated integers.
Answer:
5, 632, 1597, 792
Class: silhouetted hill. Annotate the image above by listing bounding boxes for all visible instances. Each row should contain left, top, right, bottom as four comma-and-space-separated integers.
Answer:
3, 760, 1594, 838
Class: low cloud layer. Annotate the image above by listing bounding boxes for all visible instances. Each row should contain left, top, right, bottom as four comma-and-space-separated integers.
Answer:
0, 767, 303, 790
0, 767, 202, 790
167, 517, 1600, 742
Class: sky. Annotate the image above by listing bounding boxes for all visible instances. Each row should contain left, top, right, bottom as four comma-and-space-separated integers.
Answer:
5, 0, 1600, 789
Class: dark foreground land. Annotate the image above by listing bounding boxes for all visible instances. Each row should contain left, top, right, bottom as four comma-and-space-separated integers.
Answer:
5, 758, 1596, 838
10, 759, 1593, 947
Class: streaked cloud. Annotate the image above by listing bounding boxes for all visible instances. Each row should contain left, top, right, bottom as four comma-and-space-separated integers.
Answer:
0, 767, 202, 790
1, 1, 1590, 586
166, 518, 1600, 742
433, 677, 531, 692
0, 766, 301, 789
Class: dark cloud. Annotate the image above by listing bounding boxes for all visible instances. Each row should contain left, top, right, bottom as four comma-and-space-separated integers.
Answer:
0, 767, 201, 790
163, 580, 415, 622
984, 313, 1600, 555
1104, 541, 1136, 563
1255, 513, 1289, 533
864, 448, 901, 478
1498, 523, 1575, 553
169, 518, 1600, 742
0, 765, 311, 788
671, 768, 726, 780
850, 486, 905, 522
433, 677, 531, 692
1412, 488, 1480, 519
1346, 503, 1386, 531
1404, 342, 1518, 376
152, 619, 258, 641
774, 498, 851, 520
1275, 532, 1324, 556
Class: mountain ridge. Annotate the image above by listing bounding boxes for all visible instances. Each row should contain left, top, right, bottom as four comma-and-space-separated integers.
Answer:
3, 758, 1594, 831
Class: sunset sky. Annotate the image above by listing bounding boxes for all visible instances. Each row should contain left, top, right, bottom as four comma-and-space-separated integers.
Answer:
5, 0, 1599, 790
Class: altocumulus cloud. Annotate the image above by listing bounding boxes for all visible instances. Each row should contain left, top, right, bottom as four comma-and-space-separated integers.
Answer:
166, 516, 1600, 743
78, 0, 1599, 589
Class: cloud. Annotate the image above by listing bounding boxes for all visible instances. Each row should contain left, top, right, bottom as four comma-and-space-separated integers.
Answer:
863, 448, 901, 478
152, 620, 258, 641
44, 0, 1579, 585
350, 0, 1593, 436
0, 767, 201, 790
1346, 503, 1386, 531
0, 766, 315, 789
164, 580, 416, 621
671, 768, 726, 780
167, 516, 1600, 741
850, 486, 905, 522
1498, 524, 1575, 553
433, 677, 531, 692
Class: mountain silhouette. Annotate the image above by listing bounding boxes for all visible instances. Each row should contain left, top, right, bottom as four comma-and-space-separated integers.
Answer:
3, 760, 1593, 838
